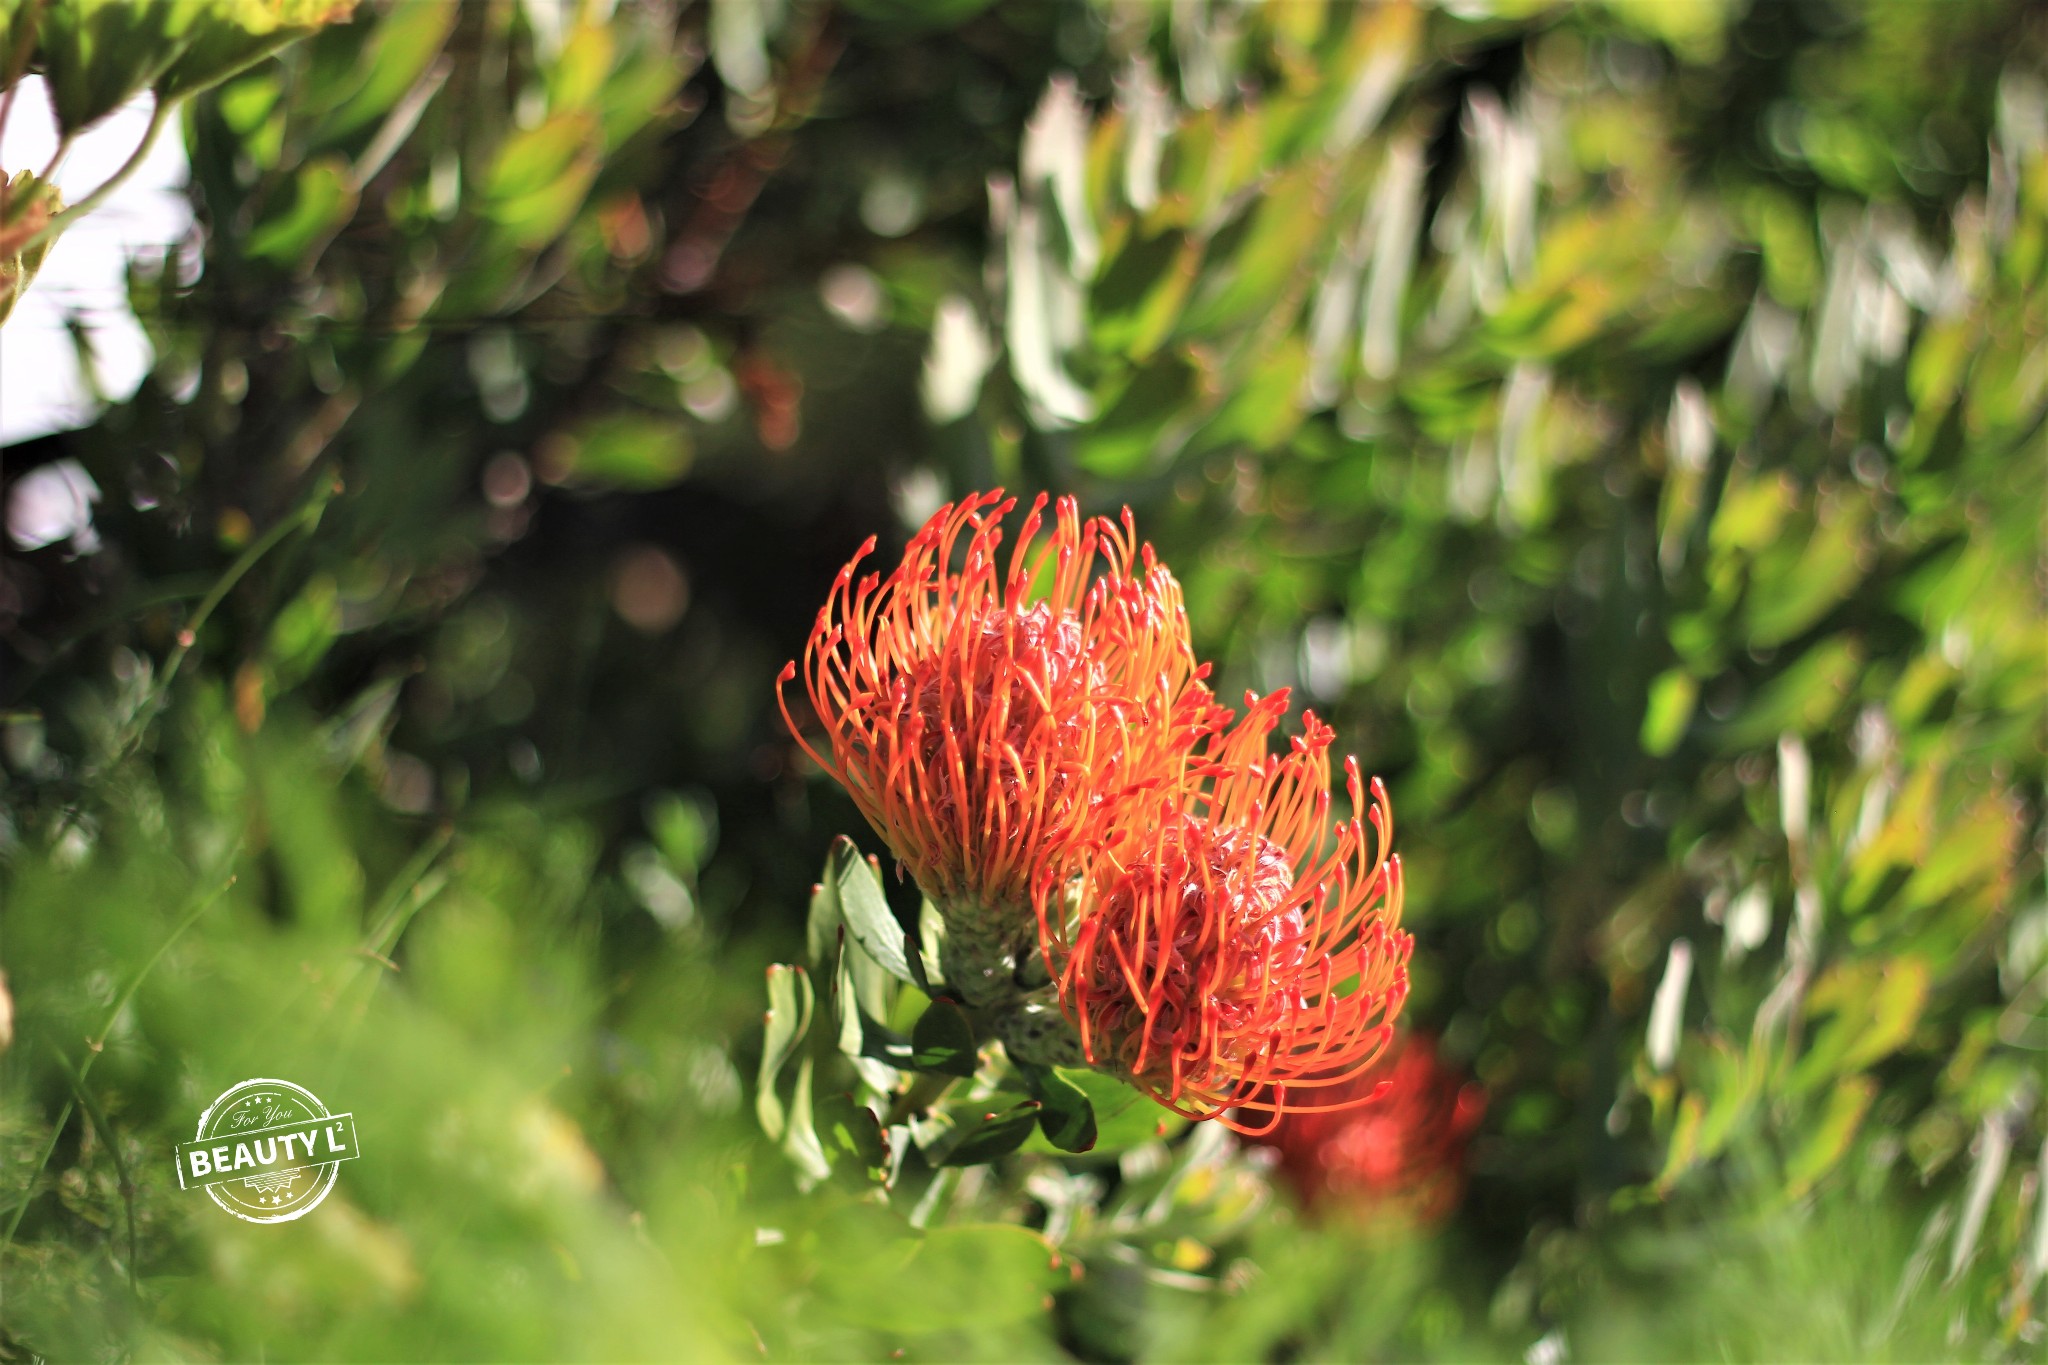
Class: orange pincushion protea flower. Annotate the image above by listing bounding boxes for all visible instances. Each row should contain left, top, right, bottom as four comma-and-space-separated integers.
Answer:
777, 491, 1206, 1004
1034, 690, 1413, 1133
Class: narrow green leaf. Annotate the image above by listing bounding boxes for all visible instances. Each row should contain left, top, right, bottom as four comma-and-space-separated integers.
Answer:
833, 927, 910, 1080
1029, 1066, 1098, 1153
546, 412, 692, 490
245, 155, 358, 266
937, 1100, 1040, 1167
783, 1055, 833, 1184
902, 923, 933, 996
917, 897, 948, 991
833, 931, 864, 1063
1785, 1076, 1876, 1199
265, 574, 341, 688
755, 963, 813, 1142
1640, 667, 1698, 757
815, 1093, 888, 1178
830, 837, 915, 983
804, 862, 842, 969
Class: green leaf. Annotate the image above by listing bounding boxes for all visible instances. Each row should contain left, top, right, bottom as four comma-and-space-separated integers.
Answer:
833, 927, 911, 1081
810, 1209, 1056, 1333
909, 997, 977, 1076
782, 1055, 833, 1184
1028, 1065, 1097, 1153
829, 836, 915, 984
1784, 1076, 1876, 1199
755, 963, 813, 1142
804, 859, 842, 969
304, 0, 454, 140
543, 412, 692, 489
902, 920, 934, 996
35, 0, 190, 135
646, 791, 715, 877
158, 0, 359, 104
907, 1224, 1060, 1322
265, 573, 340, 688
1640, 667, 1698, 757
937, 1099, 1040, 1166
1718, 636, 1862, 750
1790, 957, 1931, 1094
483, 111, 601, 248
1745, 494, 1871, 648
833, 928, 866, 1062
815, 1093, 888, 1179
1028, 1067, 1180, 1154
245, 155, 358, 266
916, 897, 948, 992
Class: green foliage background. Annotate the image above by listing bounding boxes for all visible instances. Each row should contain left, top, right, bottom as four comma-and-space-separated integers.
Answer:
1, 0, 2043, 1359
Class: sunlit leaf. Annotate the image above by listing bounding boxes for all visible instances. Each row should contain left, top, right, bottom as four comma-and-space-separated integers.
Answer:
483, 111, 601, 247
1784, 1076, 1876, 1199
828, 836, 915, 984
245, 155, 358, 265
756, 963, 813, 1142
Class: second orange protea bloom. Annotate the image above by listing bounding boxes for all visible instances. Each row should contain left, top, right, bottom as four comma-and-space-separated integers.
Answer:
1034, 691, 1413, 1132
778, 491, 1207, 1003
1250, 1034, 1486, 1222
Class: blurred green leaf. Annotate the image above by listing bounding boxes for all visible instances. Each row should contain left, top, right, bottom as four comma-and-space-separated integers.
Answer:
1640, 667, 1698, 757
484, 111, 600, 247
542, 412, 692, 489
158, 0, 358, 103
245, 154, 357, 265
34, 0, 188, 133
265, 573, 341, 688
1791, 957, 1930, 1094
1784, 1076, 1877, 1199
1719, 637, 1863, 749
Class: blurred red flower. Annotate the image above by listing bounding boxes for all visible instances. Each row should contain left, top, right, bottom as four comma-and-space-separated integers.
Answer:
1250, 1033, 1486, 1221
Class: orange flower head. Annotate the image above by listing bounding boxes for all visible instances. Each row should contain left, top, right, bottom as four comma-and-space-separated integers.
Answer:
778, 491, 1204, 945
1035, 691, 1413, 1132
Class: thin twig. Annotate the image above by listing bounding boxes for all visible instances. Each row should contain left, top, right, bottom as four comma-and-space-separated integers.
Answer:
358, 825, 455, 963
109, 476, 340, 764
52, 1048, 138, 1296
37, 131, 70, 182
349, 56, 451, 194
17, 94, 175, 256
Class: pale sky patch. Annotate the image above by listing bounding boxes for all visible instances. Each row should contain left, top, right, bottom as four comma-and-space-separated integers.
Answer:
1, 76, 195, 447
